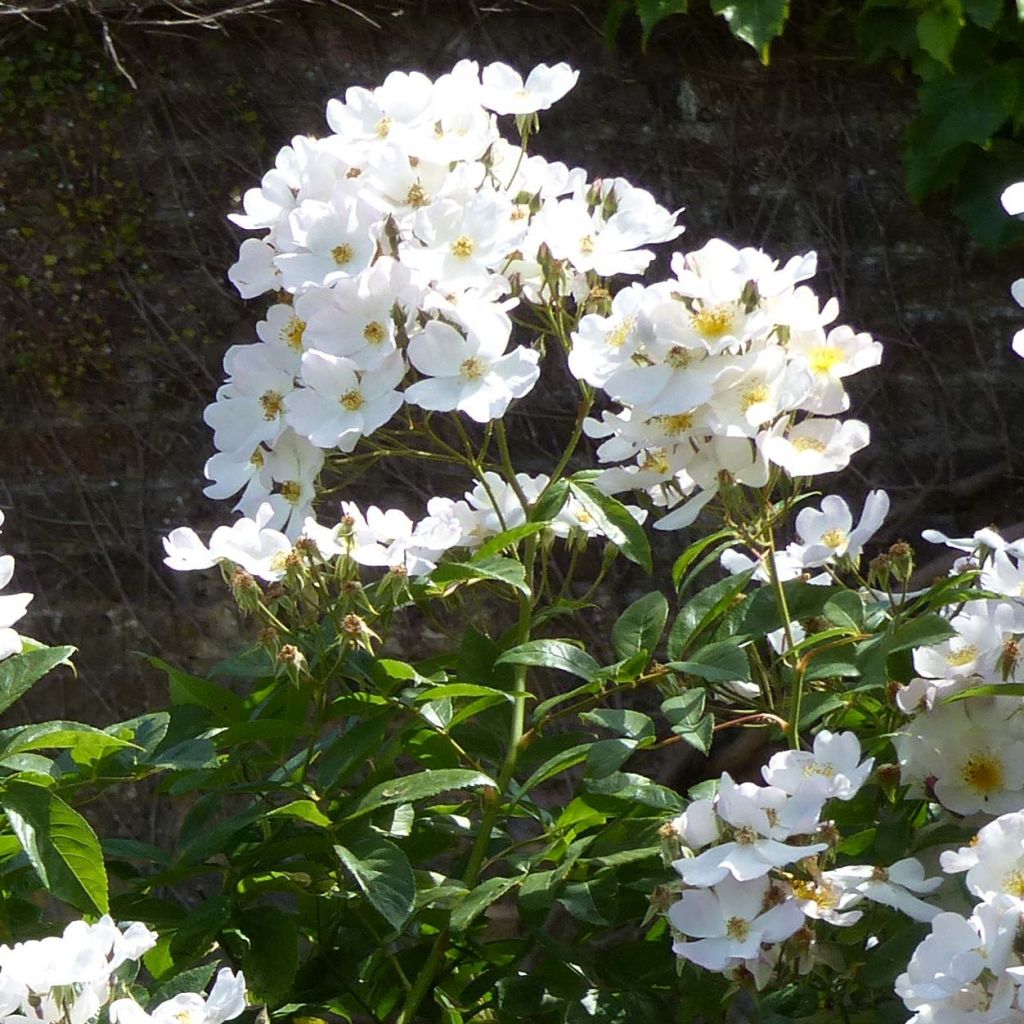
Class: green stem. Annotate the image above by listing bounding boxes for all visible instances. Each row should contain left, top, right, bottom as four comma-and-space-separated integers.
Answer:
394, 537, 537, 1024
763, 528, 803, 749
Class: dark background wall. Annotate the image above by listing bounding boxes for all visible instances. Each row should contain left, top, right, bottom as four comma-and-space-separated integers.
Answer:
2, 0, 1023, 745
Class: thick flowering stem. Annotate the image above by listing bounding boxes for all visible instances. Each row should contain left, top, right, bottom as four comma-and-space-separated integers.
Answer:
395, 536, 537, 1024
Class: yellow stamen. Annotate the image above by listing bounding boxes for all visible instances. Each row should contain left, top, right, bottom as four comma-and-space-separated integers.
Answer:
808, 347, 844, 376
451, 235, 474, 258
691, 306, 734, 339
960, 754, 1004, 795
363, 321, 387, 345
332, 243, 355, 266
282, 316, 306, 351
339, 388, 364, 411
259, 390, 284, 421
460, 357, 486, 380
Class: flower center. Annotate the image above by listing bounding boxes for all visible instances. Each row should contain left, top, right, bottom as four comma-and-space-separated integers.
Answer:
282, 316, 306, 351
808, 347, 844, 375
659, 412, 694, 436
375, 116, 391, 138
332, 243, 355, 266
960, 754, 1005, 795
259, 390, 284, 421
946, 645, 979, 668
820, 528, 847, 550
606, 316, 636, 349
460, 357, 486, 381
691, 306, 733, 339
802, 760, 837, 778
578, 234, 596, 256
791, 436, 827, 453
249, 448, 265, 468
406, 183, 429, 208
339, 388, 364, 411
665, 345, 694, 369
280, 480, 302, 505
363, 320, 387, 345
740, 381, 769, 413
733, 825, 758, 845
640, 448, 670, 476
1004, 868, 1024, 897
451, 235, 475, 258
725, 916, 750, 941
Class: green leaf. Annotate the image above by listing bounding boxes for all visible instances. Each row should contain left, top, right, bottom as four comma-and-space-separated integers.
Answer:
585, 738, 639, 778
942, 681, 1024, 702
238, 905, 298, 1004
711, 0, 789, 61
668, 571, 753, 659
496, 639, 600, 681
584, 772, 685, 812
430, 556, 529, 595
335, 836, 415, 932
887, 613, 957, 653
530, 478, 570, 523
636, 0, 688, 45
823, 591, 865, 631
1, 781, 108, 913
410, 683, 513, 703
517, 743, 592, 795
667, 640, 750, 682
673, 714, 714, 754
568, 478, 652, 572
964, 0, 1001, 28
475, 522, 549, 558
580, 708, 655, 741
0, 721, 135, 765
916, 3, 963, 68
266, 799, 332, 828
147, 965, 217, 1009
450, 875, 520, 931
611, 592, 669, 660
671, 529, 734, 591
662, 690, 705, 726
347, 769, 496, 818
0, 645, 75, 715
317, 713, 390, 792
147, 657, 244, 723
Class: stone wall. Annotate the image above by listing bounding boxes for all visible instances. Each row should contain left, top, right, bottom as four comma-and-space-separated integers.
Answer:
2, 0, 1023, 750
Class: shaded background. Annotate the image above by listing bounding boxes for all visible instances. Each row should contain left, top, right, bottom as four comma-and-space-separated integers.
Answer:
2, 0, 1023, 754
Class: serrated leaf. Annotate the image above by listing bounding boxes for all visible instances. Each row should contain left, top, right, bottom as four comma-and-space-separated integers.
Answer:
147, 964, 217, 1009
662, 691, 706, 726
517, 743, 592, 795
611, 592, 669, 660
0, 721, 136, 765
823, 590, 865, 631
668, 571, 753, 659
450, 875, 520, 931
585, 737, 638, 778
147, 657, 244, 723
430, 556, 529, 595
568, 478, 652, 572
580, 708, 655, 741
1, 781, 108, 913
584, 772, 684, 812
672, 714, 714, 754
335, 836, 415, 932
887, 613, 957, 653
0, 645, 75, 715
347, 769, 495, 819
496, 639, 600, 681
667, 640, 750, 682
238, 905, 298, 1003
266, 799, 332, 828
475, 522, 549, 558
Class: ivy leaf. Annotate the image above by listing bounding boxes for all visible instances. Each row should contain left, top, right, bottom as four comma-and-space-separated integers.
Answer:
636, 0, 688, 45
334, 836, 415, 932
0, 645, 75, 715
916, 3, 963, 69
1, 780, 108, 913
710, 0, 789, 62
